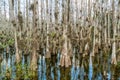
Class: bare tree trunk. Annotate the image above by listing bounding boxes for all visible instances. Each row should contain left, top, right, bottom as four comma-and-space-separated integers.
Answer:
18, 0, 22, 40
111, 0, 117, 65
4, 0, 6, 18
45, 0, 51, 58
9, 0, 20, 64
60, 0, 71, 68
30, 0, 38, 71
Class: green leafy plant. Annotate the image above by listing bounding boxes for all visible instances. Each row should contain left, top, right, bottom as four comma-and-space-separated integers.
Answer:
0, 34, 14, 48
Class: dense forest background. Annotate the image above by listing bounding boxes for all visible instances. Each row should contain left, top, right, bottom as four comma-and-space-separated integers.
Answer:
0, 0, 120, 80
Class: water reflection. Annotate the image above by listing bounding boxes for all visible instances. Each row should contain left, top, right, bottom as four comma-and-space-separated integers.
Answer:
11, 54, 16, 80
7, 53, 11, 69
38, 55, 46, 80
95, 72, 102, 80
71, 55, 80, 80
0, 50, 120, 80
88, 54, 93, 80
80, 65, 84, 80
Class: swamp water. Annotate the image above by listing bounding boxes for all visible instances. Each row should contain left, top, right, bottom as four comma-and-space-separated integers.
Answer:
0, 49, 120, 80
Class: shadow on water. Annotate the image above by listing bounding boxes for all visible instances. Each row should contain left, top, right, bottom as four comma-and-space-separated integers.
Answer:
0, 48, 120, 80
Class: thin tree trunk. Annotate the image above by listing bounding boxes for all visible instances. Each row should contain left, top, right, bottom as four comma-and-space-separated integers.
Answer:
111, 0, 117, 65
45, 0, 51, 58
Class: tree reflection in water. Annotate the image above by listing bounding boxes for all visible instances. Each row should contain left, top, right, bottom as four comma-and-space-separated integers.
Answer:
0, 50, 120, 80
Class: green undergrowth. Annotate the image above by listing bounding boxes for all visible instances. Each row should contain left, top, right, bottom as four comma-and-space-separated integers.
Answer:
4, 63, 38, 80
114, 61, 120, 79
0, 34, 14, 48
